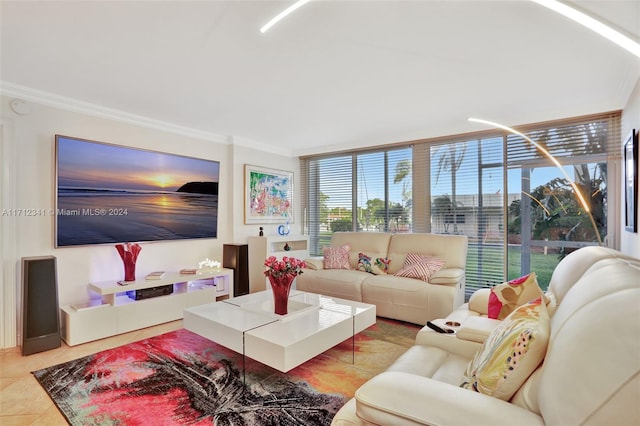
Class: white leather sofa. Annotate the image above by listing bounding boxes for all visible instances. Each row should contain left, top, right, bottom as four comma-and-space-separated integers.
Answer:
332, 246, 640, 425
297, 232, 468, 325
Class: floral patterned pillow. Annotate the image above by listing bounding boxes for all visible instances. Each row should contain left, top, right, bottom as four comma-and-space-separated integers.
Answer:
488, 272, 544, 320
393, 253, 445, 282
357, 252, 391, 275
323, 244, 352, 270
460, 296, 550, 401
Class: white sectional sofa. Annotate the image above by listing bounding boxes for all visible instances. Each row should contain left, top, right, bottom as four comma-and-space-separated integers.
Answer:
331, 246, 640, 425
297, 232, 468, 325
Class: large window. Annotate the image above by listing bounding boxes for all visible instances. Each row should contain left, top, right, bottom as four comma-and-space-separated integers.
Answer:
302, 147, 413, 253
301, 112, 621, 297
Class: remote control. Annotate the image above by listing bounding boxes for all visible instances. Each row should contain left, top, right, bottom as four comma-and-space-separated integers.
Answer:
426, 321, 454, 334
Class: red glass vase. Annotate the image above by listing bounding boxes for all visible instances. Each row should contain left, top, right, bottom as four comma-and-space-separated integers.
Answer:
268, 274, 295, 315
115, 243, 142, 282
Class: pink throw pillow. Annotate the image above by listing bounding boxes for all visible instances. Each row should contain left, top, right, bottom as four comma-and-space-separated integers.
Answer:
323, 244, 352, 270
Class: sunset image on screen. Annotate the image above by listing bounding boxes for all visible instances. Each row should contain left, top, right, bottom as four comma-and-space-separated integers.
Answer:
55, 136, 220, 247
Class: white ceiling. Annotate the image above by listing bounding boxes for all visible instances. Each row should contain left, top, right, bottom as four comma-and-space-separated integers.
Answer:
1, 0, 639, 156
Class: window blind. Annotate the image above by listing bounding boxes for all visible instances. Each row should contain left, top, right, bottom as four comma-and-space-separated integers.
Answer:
506, 113, 620, 165
301, 146, 416, 255
302, 155, 353, 255
425, 136, 506, 294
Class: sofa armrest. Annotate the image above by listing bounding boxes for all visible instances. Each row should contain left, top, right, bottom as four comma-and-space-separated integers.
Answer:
468, 288, 491, 315
415, 329, 482, 359
429, 267, 464, 286
455, 316, 502, 343
355, 372, 544, 426
303, 257, 324, 270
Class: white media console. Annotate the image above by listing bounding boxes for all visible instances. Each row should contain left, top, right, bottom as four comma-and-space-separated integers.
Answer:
60, 268, 234, 346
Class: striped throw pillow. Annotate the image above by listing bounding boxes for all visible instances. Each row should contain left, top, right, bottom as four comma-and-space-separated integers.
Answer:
394, 253, 445, 282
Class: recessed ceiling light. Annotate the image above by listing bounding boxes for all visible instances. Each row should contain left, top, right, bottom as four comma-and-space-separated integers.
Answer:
260, 0, 312, 34
532, 0, 640, 58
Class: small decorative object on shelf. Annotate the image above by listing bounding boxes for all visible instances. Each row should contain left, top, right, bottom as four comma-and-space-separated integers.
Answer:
198, 258, 221, 273
283, 242, 291, 251
145, 271, 166, 280
259, 227, 264, 237
115, 243, 141, 282
277, 219, 290, 236
263, 255, 305, 315
179, 268, 198, 275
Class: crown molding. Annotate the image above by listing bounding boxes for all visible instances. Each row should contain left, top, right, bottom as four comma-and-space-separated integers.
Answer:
229, 135, 293, 157
0, 81, 229, 144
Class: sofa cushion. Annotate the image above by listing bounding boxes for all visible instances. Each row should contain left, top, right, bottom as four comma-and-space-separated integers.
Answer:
488, 272, 543, 320
461, 296, 550, 401
323, 244, 351, 269
357, 252, 390, 275
387, 233, 468, 274
387, 344, 470, 386
362, 274, 457, 323
295, 268, 368, 301
331, 232, 391, 269
351, 372, 546, 426
394, 253, 445, 282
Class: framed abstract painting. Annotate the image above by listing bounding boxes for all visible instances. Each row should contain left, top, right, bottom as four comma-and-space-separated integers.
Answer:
244, 164, 294, 224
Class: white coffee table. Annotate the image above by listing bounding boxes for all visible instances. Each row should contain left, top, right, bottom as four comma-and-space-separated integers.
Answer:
183, 290, 376, 372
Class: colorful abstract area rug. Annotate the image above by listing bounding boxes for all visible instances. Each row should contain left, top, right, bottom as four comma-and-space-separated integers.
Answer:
33, 318, 419, 425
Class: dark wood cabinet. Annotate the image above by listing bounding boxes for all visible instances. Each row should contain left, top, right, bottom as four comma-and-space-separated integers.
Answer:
223, 244, 249, 296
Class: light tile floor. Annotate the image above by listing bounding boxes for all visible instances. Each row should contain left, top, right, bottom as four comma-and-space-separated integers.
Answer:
0, 320, 182, 425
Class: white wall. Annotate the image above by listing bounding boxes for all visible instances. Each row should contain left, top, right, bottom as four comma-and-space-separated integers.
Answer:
620, 78, 640, 257
0, 95, 299, 348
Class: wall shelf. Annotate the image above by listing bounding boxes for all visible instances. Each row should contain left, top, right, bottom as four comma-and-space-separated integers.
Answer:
248, 236, 309, 293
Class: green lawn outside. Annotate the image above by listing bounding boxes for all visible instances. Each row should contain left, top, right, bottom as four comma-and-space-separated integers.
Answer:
466, 244, 558, 291
507, 247, 559, 291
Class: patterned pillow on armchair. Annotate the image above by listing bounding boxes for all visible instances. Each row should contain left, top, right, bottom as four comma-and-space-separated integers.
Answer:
461, 296, 550, 401
488, 272, 544, 320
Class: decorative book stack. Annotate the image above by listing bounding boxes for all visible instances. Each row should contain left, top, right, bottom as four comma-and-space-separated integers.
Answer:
145, 271, 166, 280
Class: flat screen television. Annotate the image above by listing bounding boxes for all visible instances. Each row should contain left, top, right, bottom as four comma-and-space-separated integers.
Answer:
55, 135, 219, 247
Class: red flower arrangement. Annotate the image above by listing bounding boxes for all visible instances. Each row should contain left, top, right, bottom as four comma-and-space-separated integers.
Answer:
263, 256, 306, 315
263, 256, 306, 278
